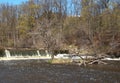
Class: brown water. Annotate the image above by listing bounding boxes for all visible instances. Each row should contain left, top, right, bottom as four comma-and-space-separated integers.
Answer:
0, 60, 120, 83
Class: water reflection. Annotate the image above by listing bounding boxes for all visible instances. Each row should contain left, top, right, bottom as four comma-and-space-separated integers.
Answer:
0, 60, 120, 83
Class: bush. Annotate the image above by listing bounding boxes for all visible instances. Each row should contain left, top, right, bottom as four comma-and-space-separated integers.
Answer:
0, 49, 5, 57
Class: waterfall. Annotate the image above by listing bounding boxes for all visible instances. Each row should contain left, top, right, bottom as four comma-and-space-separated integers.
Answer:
46, 50, 50, 57
5, 49, 11, 58
3, 49, 50, 57
37, 50, 41, 56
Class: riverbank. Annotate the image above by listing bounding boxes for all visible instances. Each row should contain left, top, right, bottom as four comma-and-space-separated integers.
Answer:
0, 57, 74, 65
0, 56, 120, 62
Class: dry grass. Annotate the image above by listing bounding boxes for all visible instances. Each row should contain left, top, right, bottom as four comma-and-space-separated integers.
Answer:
50, 59, 72, 64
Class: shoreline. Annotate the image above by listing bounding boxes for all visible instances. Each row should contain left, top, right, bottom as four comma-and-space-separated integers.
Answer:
0, 56, 120, 61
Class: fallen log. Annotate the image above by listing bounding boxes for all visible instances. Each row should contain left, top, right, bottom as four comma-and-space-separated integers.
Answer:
88, 60, 107, 65
72, 53, 109, 66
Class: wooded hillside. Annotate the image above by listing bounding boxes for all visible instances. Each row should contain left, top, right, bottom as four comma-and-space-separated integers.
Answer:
0, 0, 120, 55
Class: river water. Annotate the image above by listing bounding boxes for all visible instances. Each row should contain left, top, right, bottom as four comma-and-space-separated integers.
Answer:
0, 59, 120, 83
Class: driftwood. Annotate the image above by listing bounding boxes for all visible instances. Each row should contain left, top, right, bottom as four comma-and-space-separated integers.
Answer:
77, 59, 107, 66
88, 60, 107, 65
74, 53, 108, 66
87, 54, 108, 65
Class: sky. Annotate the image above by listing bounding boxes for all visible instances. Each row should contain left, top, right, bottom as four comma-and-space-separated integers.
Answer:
0, 0, 28, 5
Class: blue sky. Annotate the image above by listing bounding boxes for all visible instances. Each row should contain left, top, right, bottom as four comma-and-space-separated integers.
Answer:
0, 0, 28, 5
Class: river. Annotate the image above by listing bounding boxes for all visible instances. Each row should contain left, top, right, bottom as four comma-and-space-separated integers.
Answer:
0, 59, 120, 83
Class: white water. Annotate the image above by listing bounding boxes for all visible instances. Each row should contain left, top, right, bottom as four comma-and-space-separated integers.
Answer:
5, 49, 11, 58
4, 50, 49, 57
103, 58, 120, 61
46, 50, 50, 57
2, 49, 51, 61
37, 50, 41, 56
